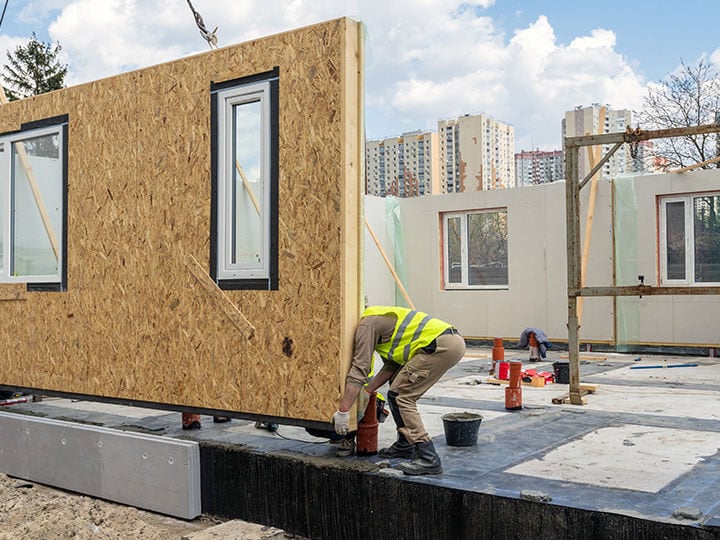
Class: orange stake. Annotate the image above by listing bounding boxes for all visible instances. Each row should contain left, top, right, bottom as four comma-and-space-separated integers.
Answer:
356, 392, 378, 456
505, 361, 523, 410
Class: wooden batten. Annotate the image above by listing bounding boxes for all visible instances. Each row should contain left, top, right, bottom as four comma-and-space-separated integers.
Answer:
0, 18, 363, 425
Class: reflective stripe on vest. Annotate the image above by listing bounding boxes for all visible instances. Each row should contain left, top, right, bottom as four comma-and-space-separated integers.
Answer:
362, 306, 451, 365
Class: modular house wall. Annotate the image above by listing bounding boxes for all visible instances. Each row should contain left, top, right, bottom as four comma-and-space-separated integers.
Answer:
365, 168, 720, 349
0, 18, 363, 427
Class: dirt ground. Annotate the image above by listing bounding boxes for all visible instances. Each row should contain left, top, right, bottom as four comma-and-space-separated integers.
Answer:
0, 473, 291, 539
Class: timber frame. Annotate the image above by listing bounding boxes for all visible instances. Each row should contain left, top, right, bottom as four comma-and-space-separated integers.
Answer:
564, 123, 720, 405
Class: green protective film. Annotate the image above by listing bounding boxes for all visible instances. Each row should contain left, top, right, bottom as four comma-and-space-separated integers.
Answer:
385, 196, 410, 308
613, 176, 639, 352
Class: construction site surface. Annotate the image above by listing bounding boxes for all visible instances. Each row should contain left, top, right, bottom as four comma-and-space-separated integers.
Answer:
3, 346, 719, 539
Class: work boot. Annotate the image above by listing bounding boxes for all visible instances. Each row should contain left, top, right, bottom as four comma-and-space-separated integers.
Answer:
378, 434, 415, 459
396, 440, 442, 475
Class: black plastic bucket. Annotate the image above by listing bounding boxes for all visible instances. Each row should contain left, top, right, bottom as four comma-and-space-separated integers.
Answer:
442, 412, 483, 447
553, 360, 570, 384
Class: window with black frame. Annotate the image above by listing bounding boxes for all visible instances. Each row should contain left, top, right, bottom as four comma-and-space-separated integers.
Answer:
0, 116, 68, 291
210, 68, 279, 290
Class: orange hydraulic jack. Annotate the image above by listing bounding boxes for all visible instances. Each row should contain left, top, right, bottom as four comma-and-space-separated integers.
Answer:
505, 360, 523, 410
356, 392, 378, 455
491, 337, 504, 376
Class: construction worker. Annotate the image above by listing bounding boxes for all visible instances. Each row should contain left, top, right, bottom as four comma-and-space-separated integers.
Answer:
332, 306, 465, 475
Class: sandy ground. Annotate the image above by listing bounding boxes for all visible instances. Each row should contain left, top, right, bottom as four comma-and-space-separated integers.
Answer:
0, 473, 292, 539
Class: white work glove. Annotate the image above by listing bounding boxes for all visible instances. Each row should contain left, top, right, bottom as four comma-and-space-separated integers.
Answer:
332, 410, 350, 435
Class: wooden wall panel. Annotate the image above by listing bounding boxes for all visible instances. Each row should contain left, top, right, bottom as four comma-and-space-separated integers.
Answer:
0, 18, 363, 425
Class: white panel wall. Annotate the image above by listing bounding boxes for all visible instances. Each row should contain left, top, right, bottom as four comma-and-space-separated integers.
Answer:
364, 168, 720, 348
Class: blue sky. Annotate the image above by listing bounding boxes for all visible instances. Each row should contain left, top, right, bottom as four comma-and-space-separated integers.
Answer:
0, 1, 717, 151
488, 1, 716, 81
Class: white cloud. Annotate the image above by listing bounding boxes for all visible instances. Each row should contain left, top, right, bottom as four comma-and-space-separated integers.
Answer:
710, 48, 720, 69
21, 1, 648, 149
386, 15, 647, 149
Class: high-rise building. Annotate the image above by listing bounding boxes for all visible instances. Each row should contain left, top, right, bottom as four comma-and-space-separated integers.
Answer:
438, 113, 515, 193
515, 149, 564, 186
365, 130, 438, 197
562, 104, 634, 180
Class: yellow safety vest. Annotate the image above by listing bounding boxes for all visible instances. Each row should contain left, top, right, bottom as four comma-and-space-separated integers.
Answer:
362, 306, 452, 366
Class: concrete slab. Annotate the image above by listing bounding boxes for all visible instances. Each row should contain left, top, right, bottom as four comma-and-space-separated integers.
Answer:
3, 348, 720, 538
506, 424, 720, 492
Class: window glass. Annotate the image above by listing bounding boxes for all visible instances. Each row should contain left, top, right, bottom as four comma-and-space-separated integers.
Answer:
444, 209, 508, 289
665, 200, 685, 280
694, 194, 720, 283
467, 211, 508, 286
0, 121, 65, 288
230, 99, 263, 269
447, 216, 462, 284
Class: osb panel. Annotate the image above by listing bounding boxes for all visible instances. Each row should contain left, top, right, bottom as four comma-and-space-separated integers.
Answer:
0, 18, 362, 424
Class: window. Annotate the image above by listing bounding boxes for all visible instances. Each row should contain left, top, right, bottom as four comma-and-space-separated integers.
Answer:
443, 209, 508, 289
0, 116, 68, 291
211, 68, 279, 290
660, 193, 720, 285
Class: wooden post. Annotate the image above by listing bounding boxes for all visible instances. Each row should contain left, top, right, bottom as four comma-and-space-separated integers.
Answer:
564, 143, 583, 405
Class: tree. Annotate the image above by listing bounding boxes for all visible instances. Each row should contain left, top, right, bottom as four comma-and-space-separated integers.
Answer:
2, 32, 68, 101
637, 58, 720, 169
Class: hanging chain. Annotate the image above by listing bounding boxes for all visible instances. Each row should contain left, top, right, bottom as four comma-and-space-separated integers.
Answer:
624, 126, 642, 159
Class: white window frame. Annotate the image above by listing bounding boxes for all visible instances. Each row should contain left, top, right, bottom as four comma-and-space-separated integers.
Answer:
216, 80, 270, 281
0, 122, 66, 288
443, 209, 509, 290
660, 192, 720, 286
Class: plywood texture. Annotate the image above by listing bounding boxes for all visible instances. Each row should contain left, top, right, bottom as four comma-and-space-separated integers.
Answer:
0, 18, 363, 424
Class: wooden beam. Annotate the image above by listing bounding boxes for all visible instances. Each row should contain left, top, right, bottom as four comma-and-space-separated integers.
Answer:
234, 159, 261, 216
552, 383, 598, 405
573, 285, 720, 297
577, 107, 605, 326
565, 123, 720, 148
184, 254, 255, 338
578, 141, 622, 191
670, 155, 720, 174
364, 218, 415, 309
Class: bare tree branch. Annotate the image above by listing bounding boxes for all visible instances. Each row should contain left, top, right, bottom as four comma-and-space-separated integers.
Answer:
638, 58, 720, 169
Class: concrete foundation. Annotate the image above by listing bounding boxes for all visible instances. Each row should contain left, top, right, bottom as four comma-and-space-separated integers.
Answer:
2, 348, 720, 539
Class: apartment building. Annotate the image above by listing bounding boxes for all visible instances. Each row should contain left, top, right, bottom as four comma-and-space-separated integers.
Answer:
515, 149, 564, 186
438, 113, 515, 193
365, 130, 439, 197
562, 104, 635, 179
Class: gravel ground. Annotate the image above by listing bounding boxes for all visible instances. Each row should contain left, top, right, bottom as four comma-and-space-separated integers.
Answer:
0, 473, 293, 539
